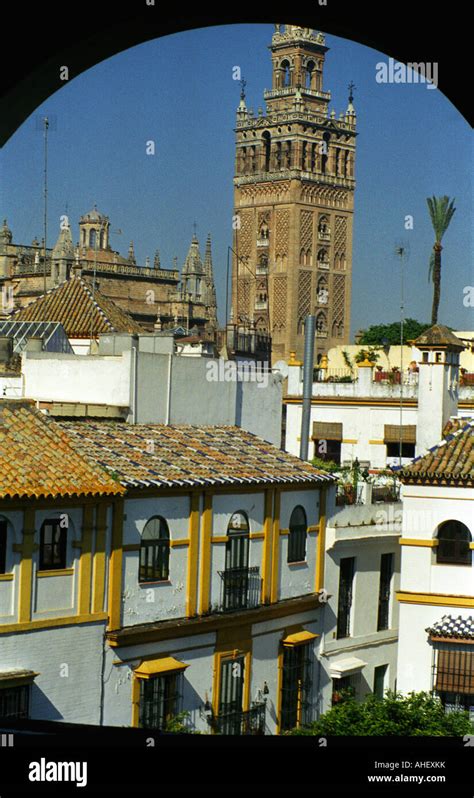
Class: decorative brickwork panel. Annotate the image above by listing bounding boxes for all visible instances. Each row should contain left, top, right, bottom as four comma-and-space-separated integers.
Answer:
331, 273, 345, 337
238, 278, 251, 318
272, 274, 287, 331
275, 209, 290, 257
300, 210, 313, 251
238, 211, 254, 258
297, 269, 312, 331
334, 216, 347, 255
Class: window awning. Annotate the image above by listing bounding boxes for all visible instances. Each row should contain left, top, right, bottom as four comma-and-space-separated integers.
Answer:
329, 657, 367, 679
384, 425, 416, 444
0, 670, 40, 688
435, 650, 474, 694
134, 657, 189, 680
313, 422, 343, 441
282, 630, 319, 647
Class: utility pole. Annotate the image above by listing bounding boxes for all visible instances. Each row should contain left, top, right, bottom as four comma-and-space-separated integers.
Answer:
43, 117, 49, 309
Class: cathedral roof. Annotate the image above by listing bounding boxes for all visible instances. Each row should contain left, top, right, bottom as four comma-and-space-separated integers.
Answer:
182, 235, 205, 276
80, 206, 109, 223
52, 222, 75, 259
11, 275, 144, 338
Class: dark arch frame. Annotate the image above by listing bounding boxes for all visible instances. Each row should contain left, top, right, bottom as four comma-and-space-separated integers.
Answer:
139, 515, 170, 582
436, 520, 472, 565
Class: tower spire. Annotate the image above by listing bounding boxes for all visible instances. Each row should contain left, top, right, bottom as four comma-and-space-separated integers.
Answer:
204, 233, 218, 327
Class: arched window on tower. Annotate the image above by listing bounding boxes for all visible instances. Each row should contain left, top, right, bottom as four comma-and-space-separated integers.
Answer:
100, 230, 105, 249
311, 143, 317, 172
81, 229, 86, 246
305, 60, 315, 89
276, 141, 282, 169
89, 229, 97, 249
250, 146, 256, 172
322, 133, 330, 174
344, 151, 350, 177
316, 311, 327, 334
301, 140, 307, 170
262, 131, 271, 172
281, 60, 291, 87
285, 140, 292, 168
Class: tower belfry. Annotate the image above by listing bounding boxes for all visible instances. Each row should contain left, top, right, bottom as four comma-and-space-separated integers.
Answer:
231, 24, 357, 361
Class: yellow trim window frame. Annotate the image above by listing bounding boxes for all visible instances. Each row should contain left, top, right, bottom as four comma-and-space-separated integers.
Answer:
132, 657, 189, 729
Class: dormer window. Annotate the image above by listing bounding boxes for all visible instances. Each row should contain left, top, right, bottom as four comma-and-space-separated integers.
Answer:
435, 352, 443, 363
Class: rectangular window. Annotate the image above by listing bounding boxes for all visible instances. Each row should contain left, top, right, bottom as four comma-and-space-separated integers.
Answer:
434, 649, 474, 698
377, 553, 394, 631
39, 519, 66, 570
0, 685, 30, 719
0, 518, 7, 574
373, 665, 388, 700
138, 673, 181, 730
386, 442, 415, 458
280, 642, 314, 731
217, 655, 245, 735
337, 557, 355, 639
332, 674, 357, 704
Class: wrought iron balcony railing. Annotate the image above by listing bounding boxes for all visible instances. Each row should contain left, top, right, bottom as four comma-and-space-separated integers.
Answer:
217, 565, 261, 612
213, 701, 266, 735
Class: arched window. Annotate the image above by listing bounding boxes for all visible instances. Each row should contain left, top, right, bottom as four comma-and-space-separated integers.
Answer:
321, 133, 330, 174
262, 131, 271, 172
140, 516, 170, 582
305, 60, 315, 89
288, 506, 307, 563
100, 230, 105, 249
436, 521, 472, 565
40, 517, 67, 570
281, 60, 291, 87
316, 312, 327, 333
89, 229, 96, 249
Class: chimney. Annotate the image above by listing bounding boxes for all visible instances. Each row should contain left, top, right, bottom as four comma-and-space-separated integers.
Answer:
414, 325, 464, 455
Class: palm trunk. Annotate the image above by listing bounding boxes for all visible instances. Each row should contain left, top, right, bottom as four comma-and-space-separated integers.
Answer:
431, 243, 442, 325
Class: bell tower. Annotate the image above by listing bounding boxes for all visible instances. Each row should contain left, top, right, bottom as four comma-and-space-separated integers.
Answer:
231, 24, 357, 362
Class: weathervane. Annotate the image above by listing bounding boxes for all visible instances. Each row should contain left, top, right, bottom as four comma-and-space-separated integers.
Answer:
240, 77, 247, 100
348, 81, 356, 103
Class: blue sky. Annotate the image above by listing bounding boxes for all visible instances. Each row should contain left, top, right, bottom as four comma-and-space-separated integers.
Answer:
1, 23, 472, 335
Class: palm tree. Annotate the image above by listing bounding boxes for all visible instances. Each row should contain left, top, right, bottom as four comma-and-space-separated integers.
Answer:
427, 196, 456, 325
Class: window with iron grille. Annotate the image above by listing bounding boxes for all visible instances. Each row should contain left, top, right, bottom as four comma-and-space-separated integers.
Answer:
139, 516, 170, 582
288, 506, 307, 563
138, 672, 182, 730
436, 521, 472, 565
433, 648, 474, 709
0, 684, 30, 719
280, 642, 314, 731
377, 553, 394, 631
337, 557, 355, 639
0, 517, 7, 574
39, 519, 67, 570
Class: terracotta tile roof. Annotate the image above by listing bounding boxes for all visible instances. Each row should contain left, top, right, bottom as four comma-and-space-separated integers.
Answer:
397, 421, 474, 485
56, 421, 335, 489
11, 276, 144, 338
426, 614, 474, 641
442, 416, 473, 436
0, 400, 125, 499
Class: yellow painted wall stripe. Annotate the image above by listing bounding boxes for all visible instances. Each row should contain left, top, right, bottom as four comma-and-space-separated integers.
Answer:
0, 611, 108, 635
397, 591, 474, 607
107, 498, 124, 631
399, 538, 438, 547
186, 492, 200, 618
37, 568, 74, 578
315, 487, 327, 593
92, 503, 108, 614
261, 489, 273, 604
18, 508, 35, 624
270, 489, 281, 604
198, 492, 213, 615
78, 504, 94, 615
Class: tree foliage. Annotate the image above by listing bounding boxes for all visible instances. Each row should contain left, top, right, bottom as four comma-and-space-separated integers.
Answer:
286, 691, 474, 736
358, 319, 431, 346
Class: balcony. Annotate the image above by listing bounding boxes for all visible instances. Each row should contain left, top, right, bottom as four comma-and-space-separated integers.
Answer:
213, 702, 266, 735
254, 300, 268, 310
217, 566, 261, 612
318, 230, 331, 241
256, 238, 269, 248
